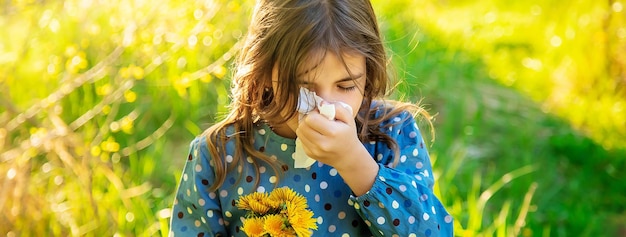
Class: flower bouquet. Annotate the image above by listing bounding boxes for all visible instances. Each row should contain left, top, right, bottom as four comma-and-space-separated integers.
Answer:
236, 187, 318, 237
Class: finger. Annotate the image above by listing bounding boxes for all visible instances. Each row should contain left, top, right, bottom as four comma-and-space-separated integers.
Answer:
301, 112, 334, 134
328, 101, 354, 124
296, 126, 324, 152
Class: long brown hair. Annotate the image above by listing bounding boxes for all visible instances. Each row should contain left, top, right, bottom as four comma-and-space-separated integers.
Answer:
203, 0, 431, 191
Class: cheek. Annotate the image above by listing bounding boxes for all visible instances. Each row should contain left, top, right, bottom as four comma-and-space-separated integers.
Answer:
346, 95, 364, 118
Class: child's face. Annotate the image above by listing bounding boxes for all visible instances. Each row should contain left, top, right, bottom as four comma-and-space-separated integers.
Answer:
272, 50, 366, 136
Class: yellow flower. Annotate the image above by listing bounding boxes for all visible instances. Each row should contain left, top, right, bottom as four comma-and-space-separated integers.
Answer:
237, 192, 278, 215
237, 187, 317, 237
269, 187, 299, 203
241, 217, 266, 237
287, 204, 317, 237
264, 214, 293, 237
270, 187, 309, 214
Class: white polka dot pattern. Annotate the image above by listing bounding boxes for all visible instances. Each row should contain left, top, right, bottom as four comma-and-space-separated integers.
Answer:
169, 104, 453, 236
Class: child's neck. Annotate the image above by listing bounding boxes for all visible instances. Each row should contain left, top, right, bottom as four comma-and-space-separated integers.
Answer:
270, 123, 297, 139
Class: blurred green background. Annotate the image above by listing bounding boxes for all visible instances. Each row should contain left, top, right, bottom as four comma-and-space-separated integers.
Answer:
1, 0, 625, 236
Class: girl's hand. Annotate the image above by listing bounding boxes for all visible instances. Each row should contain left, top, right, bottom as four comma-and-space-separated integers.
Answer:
295, 101, 367, 170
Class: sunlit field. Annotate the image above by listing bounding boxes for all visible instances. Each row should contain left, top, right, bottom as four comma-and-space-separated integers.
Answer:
1, 0, 624, 236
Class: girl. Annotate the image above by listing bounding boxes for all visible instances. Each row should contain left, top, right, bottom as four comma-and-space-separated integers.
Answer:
170, 0, 453, 236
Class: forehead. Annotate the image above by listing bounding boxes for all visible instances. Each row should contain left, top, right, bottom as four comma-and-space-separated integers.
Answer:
296, 50, 365, 78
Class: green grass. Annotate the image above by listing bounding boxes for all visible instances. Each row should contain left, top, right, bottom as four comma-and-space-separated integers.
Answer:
1, 0, 625, 236
374, 0, 626, 235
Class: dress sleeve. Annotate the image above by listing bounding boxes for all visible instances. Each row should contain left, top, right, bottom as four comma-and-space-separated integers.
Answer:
169, 136, 227, 237
348, 111, 454, 237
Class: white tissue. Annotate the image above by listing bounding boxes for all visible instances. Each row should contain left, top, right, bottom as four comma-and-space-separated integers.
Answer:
293, 88, 340, 168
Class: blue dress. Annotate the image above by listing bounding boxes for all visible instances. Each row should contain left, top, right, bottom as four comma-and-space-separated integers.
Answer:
170, 104, 454, 237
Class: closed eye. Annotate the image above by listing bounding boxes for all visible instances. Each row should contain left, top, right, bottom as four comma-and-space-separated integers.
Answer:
337, 75, 363, 92
338, 85, 357, 91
